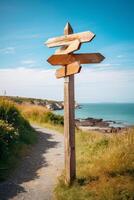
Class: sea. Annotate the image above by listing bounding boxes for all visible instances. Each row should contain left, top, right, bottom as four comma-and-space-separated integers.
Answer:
54, 103, 134, 127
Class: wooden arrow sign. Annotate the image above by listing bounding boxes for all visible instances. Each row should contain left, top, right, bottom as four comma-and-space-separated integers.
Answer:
45, 22, 106, 185
45, 31, 95, 48
56, 61, 81, 79
47, 53, 105, 66
55, 39, 81, 55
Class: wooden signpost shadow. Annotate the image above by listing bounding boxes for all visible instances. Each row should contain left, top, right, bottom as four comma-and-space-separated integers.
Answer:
45, 22, 105, 185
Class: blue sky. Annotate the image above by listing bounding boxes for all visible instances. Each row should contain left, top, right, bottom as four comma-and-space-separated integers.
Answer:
0, 0, 134, 102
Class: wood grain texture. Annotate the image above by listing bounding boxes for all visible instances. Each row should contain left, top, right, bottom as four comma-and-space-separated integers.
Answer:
47, 53, 105, 65
56, 61, 81, 78
55, 39, 81, 55
45, 31, 95, 48
45, 21, 105, 186
63, 22, 76, 184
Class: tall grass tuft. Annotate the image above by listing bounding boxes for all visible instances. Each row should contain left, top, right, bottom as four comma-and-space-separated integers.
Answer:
55, 129, 134, 200
18, 104, 64, 131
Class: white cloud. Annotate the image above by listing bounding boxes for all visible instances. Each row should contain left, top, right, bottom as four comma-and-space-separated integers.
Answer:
117, 55, 124, 58
30, 34, 40, 39
92, 63, 121, 68
0, 47, 15, 54
0, 67, 63, 100
0, 67, 134, 103
21, 59, 36, 65
76, 67, 134, 102
101, 63, 120, 67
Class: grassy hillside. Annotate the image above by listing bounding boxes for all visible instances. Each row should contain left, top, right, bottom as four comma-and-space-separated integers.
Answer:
17, 103, 64, 132
16, 100, 134, 199
0, 97, 134, 199
0, 96, 62, 105
0, 98, 37, 181
0, 96, 63, 111
55, 128, 134, 200
0, 97, 63, 181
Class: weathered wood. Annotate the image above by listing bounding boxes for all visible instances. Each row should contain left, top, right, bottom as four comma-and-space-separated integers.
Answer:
45, 22, 105, 186
45, 31, 95, 48
47, 53, 105, 65
64, 22, 73, 34
55, 39, 81, 55
63, 22, 76, 184
56, 61, 81, 78
48, 54, 75, 65
74, 53, 105, 64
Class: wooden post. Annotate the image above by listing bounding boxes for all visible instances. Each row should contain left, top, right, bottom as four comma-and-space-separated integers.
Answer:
64, 23, 76, 184
45, 22, 105, 185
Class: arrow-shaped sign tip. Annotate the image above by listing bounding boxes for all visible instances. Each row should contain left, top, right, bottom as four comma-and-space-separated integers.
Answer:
87, 31, 96, 42
47, 56, 52, 65
100, 54, 105, 62
94, 53, 105, 62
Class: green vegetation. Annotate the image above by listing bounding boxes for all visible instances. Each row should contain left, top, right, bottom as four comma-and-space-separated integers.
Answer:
0, 99, 37, 181
55, 129, 134, 200
0, 96, 134, 199
8, 97, 134, 200
0, 97, 63, 181
18, 103, 64, 132
24, 108, 64, 126
1, 95, 62, 105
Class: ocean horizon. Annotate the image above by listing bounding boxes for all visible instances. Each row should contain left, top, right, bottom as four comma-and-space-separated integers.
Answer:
55, 103, 134, 126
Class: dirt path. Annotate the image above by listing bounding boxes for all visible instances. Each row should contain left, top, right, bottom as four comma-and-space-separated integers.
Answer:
0, 125, 64, 200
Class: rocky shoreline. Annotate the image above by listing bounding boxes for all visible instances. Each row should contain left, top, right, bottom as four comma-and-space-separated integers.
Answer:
46, 101, 80, 110
2, 96, 131, 133
75, 117, 127, 133
1, 96, 81, 111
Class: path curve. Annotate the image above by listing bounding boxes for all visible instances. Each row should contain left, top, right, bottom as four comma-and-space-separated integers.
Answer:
0, 125, 64, 200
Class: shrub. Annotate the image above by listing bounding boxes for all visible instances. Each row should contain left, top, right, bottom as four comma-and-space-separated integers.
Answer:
43, 112, 64, 125
0, 120, 19, 159
18, 103, 64, 126
55, 129, 134, 200
0, 99, 37, 181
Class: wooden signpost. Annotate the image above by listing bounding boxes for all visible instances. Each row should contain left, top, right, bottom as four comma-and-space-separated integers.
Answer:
45, 31, 95, 48
56, 61, 81, 79
45, 22, 105, 184
47, 53, 105, 66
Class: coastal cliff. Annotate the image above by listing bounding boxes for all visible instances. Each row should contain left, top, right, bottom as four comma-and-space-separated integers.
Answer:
0, 96, 79, 111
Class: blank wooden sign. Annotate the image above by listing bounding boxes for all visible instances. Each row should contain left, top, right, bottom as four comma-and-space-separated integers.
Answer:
56, 61, 81, 79
45, 31, 95, 48
45, 22, 105, 185
48, 53, 105, 66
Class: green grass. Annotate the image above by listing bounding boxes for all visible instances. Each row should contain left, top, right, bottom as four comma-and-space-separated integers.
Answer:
55, 129, 134, 200
1, 97, 134, 199
0, 98, 63, 181
0, 95, 62, 105
0, 99, 37, 181
17, 103, 64, 133
16, 101, 134, 199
